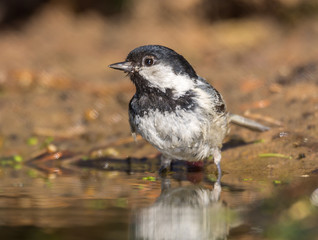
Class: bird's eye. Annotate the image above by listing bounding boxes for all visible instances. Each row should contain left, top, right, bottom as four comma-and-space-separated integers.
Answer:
144, 57, 154, 66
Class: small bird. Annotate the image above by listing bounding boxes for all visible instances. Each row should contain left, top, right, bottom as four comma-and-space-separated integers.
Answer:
109, 45, 269, 179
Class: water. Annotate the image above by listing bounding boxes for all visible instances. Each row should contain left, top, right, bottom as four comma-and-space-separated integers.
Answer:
0, 163, 317, 240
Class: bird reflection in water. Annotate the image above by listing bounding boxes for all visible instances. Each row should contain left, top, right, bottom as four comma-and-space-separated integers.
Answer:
131, 175, 233, 240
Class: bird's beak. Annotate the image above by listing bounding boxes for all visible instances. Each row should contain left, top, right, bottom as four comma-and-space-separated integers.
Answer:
108, 61, 134, 72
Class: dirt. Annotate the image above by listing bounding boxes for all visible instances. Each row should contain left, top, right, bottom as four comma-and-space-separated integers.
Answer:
1, 4, 317, 178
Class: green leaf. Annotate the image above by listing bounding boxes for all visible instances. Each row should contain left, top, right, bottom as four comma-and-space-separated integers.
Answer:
142, 176, 156, 181
258, 153, 292, 159
27, 137, 38, 146
13, 155, 23, 162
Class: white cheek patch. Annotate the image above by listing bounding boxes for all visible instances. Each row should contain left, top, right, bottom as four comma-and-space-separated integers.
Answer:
138, 64, 194, 96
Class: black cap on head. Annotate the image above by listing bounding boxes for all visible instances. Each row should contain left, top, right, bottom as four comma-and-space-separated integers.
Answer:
126, 45, 198, 78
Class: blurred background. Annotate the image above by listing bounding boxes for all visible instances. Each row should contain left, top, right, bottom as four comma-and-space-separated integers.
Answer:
0, 0, 318, 157
0, 1, 318, 239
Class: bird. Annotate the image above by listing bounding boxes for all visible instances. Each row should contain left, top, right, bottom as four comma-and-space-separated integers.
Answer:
109, 45, 269, 180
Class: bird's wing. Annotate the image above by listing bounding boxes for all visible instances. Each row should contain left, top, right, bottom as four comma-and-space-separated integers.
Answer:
197, 76, 269, 132
196, 76, 227, 113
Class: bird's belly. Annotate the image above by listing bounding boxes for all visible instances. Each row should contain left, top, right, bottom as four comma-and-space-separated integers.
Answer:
131, 109, 227, 160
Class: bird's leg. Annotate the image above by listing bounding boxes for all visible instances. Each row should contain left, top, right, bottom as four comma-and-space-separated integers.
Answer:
211, 181, 222, 202
160, 175, 171, 193
159, 156, 171, 192
212, 148, 222, 183
159, 155, 172, 175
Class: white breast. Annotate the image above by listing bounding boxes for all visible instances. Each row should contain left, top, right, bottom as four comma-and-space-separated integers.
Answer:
132, 107, 227, 161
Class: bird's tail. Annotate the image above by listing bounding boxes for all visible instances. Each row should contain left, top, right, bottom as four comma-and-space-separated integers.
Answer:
229, 113, 270, 132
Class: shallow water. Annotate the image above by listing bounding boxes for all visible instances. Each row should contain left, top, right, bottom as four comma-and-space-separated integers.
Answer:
1, 162, 317, 240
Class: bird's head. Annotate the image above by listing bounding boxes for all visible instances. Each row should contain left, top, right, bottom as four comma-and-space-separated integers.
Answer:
109, 45, 198, 95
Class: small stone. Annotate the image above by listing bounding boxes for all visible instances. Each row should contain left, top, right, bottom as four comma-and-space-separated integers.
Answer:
297, 153, 306, 160
47, 144, 58, 153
